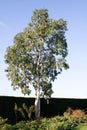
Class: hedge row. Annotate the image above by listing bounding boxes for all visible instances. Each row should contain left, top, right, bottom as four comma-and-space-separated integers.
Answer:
0, 96, 87, 124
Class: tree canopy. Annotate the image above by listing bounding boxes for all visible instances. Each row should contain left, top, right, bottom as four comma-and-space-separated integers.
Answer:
5, 9, 69, 97
5, 9, 69, 117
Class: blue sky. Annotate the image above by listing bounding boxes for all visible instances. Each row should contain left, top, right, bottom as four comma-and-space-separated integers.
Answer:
0, 0, 87, 98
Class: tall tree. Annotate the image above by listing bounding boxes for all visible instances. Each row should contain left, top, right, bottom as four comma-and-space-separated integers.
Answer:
4, 9, 69, 118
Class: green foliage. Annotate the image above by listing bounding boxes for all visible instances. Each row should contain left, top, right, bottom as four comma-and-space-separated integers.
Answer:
28, 105, 35, 119
63, 107, 85, 118
73, 123, 87, 130
13, 121, 29, 130
63, 107, 72, 118
0, 118, 12, 130
4, 8, 69, 98
0, 124, 12, 130
1, 115, 87, 130
0, 117, 8, 125
0, 117, 12, 130
14, 103, 18, 123
14, 103, 35, 121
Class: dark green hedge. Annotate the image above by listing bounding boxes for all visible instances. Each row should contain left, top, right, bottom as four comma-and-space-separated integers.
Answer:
0, 96, 87, 124
0, 96, 34, 124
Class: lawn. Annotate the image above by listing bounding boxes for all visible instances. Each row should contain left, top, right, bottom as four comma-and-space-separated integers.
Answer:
73, 123, 87, 130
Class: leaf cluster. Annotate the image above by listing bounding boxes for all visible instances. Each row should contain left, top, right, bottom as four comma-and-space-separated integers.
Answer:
5, 9, 69, 97
14, 103, 35, 121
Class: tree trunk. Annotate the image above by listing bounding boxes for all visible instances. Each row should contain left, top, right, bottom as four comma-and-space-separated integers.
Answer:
35, 88, 40, 118
35, 46, 41, 118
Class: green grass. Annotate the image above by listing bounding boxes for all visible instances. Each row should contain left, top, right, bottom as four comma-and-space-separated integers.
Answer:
73, 123, 87, 130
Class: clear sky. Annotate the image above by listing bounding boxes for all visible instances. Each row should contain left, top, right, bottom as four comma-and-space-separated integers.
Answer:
0, 0, 87, 98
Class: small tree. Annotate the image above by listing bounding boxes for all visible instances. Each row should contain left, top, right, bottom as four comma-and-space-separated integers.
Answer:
4, 9, 69, 118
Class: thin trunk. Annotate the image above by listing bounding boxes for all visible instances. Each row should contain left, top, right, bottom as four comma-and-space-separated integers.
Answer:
35, 88, 40, 118
35, 44, 42, 118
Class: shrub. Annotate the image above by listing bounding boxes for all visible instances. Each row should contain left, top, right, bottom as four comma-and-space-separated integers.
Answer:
63, 107, 73, 118
0, 124, 12, 130
64, 107, 85, 118
71, 109, 85, 118
0, 117, 8, 125
13, 121, 30, 130
0, 117, 12, 130
14, 103, 35, 122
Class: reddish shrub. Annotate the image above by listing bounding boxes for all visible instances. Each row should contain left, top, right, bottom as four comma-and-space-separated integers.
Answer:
71, 109, 85, 118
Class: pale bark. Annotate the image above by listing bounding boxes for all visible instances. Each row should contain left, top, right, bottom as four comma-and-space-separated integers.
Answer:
34, 44, 41, 118
35, 88, 40, 118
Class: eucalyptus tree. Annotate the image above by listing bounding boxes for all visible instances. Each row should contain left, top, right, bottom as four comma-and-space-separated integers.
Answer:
4, 9, 69, 118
